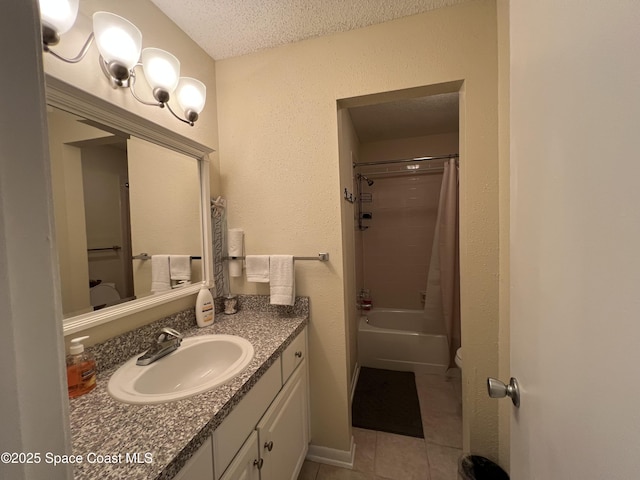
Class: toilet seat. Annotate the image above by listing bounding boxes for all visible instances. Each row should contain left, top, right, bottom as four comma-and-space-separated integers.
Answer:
90, 283, 121, 307
455, 347, 462, 368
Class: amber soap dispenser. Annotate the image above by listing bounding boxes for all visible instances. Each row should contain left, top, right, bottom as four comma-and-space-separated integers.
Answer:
66, 336, 97, 398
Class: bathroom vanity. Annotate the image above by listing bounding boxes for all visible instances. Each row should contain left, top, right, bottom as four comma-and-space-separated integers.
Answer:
68, 298, 309, 480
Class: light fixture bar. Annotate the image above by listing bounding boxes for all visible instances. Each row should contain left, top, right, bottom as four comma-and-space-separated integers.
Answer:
128, 70, 163, 106
44, 32, 94, 64
165, 102, 195, 126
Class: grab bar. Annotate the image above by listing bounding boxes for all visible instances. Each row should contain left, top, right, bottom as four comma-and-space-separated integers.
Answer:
88, 245, 121, 252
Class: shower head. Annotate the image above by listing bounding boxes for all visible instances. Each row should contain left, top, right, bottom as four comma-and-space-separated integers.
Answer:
357, 173, 374, 186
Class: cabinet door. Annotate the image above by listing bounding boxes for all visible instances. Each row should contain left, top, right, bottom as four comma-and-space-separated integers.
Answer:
173, 436, 214, 480
213, 359, 282, 479
219, 431, 260, 480
257, 362, 308, 480
281, 328, 306, 383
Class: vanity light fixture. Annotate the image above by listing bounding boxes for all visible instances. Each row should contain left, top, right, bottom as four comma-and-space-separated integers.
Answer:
176, 77, 207, 125
40, 0, 94, 63
38, 1, 206, 126
141, 47, 180, 103
93, 12, 142, 87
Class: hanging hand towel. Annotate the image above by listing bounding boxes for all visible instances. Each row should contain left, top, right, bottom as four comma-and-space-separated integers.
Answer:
228, 228, 244, 277
170, 255, 191, 287
246, 255, 270, 282
269, 255, 295, 305
151, 255, 171, 293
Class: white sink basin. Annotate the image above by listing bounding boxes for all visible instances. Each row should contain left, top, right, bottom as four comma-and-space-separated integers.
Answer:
108, 334, 254, 404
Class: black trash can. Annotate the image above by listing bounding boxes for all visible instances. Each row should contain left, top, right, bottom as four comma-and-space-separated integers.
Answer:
458, 455, 509, 480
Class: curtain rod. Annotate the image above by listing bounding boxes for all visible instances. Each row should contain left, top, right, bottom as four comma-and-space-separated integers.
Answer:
361, 168, 445, 177
353, 153, 458, 168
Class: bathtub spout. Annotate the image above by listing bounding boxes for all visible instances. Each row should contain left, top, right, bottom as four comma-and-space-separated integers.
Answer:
357, 289, 373, 311
357, 300, 372, 311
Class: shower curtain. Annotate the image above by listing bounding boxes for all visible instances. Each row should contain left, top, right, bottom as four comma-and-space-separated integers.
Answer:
424, 158, 460, 366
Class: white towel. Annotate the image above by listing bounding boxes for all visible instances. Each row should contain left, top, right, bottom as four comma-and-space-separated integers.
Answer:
228, 228, 244, 277
269, 255, 295, 305
151, 255, 171, 293
246, 255, 270, 282
170, 255, 191, 286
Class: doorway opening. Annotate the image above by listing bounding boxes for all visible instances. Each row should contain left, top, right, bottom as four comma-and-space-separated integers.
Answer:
337, 85, 462, 478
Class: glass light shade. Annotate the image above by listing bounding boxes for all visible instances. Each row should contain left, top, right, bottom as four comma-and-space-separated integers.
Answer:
39, 0, 79, 34
176, 77, 207, 115
142, 48, 181, 93
92, 12, 142, 70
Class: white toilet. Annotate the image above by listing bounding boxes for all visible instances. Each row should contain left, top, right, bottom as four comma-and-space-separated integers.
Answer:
90, 282, 121, 308
455, 347, 463, 369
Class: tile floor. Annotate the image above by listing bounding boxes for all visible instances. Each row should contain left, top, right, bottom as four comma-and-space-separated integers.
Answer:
298, 372, 462, 480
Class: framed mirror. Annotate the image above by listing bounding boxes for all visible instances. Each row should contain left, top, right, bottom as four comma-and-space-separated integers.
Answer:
46, 76, 214, 335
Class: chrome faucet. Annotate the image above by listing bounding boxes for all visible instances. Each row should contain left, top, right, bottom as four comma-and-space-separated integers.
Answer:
136, 327, 183, 366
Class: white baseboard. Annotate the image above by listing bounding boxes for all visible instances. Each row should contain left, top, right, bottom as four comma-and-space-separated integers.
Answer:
350, 363, 361, 406
306, 436, 356, 469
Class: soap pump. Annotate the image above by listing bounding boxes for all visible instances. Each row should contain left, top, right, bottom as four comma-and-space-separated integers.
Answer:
66, 336, 97, 399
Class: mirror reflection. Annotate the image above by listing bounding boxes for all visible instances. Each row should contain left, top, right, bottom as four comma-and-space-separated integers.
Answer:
47, 106, 203, 318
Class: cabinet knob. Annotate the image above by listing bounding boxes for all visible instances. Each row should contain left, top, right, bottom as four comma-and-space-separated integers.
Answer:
295, 351, 303, 358
264, 440, 274, 452
253, 458, 264, 469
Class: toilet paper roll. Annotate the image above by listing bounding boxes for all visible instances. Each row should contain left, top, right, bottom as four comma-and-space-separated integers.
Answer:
228, 229, 244, 257
228, 260, 243, 277
227, 229, 244, 277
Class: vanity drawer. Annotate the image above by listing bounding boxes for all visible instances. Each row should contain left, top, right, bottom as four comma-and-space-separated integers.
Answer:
281, 328, 306, 384
213, 359, 281, 480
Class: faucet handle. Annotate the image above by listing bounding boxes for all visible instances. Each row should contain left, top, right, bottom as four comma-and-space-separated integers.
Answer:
157, 327, 183, 344
161, 327, 182, 338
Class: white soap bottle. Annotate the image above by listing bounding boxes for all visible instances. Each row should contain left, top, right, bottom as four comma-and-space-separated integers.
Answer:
195, 287, 215, 327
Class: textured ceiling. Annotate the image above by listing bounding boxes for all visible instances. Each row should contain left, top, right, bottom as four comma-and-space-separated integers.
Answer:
149, 1, 463, 141
349, 93, 459, 142
149, 0, 469, 60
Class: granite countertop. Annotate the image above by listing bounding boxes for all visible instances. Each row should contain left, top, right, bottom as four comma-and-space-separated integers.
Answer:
68, 297, 308, 480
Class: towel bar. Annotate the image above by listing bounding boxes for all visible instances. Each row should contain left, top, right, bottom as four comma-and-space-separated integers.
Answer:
132, 253, 202, 260
223, 252, 329, 262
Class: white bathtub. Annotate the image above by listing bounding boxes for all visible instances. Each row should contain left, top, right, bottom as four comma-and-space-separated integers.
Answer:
357, 308, 449, 375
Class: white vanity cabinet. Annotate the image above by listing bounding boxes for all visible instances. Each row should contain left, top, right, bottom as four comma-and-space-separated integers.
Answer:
173, 436, 214, 480
256, 364, 308, 480
213, 327, 309, 480
219, 432, 260, 480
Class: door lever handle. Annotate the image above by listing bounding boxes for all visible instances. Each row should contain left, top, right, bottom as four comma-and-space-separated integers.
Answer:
487, 377, 520, 408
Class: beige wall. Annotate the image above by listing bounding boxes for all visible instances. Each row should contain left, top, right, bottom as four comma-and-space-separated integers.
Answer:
337, 109, 362, 385
44, 0, 219, 343
497, 0, 510, 470
216, 0, 500, 456
360, 132, 459, 164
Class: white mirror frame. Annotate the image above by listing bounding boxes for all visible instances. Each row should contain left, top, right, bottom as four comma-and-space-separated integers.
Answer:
46, 75, 214, 335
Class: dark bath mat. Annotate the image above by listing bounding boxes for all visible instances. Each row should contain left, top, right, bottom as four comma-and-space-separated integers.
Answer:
352, 367, 424, 438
